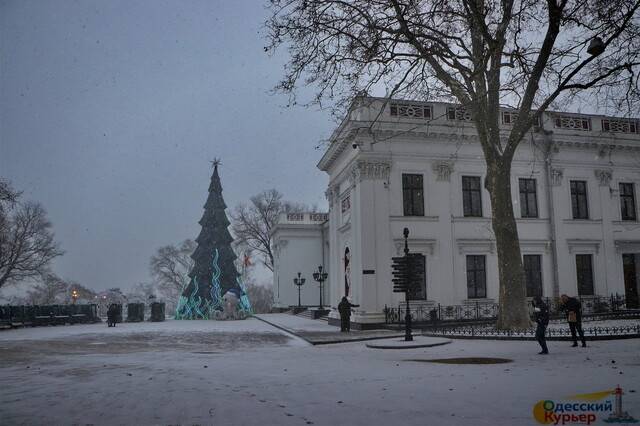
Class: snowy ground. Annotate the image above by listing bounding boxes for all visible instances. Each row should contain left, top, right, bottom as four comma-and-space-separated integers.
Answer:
1, 315, 639, 426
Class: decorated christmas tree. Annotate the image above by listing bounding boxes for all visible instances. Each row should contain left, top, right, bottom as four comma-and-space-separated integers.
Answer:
175, 160, 252, 319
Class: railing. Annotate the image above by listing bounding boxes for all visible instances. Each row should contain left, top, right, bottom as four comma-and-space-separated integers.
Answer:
423, 323, 640, 339
384, 293, 639, 325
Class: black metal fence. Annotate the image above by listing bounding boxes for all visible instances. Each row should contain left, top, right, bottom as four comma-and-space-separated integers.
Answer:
384, 293, 640, 326
0, 304, 101, 329
422, 323, 640, 339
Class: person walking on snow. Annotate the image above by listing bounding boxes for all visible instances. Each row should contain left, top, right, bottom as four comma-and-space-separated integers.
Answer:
338, 296, 359, 332
561, 294, 587, 347
532, 296, 549, 355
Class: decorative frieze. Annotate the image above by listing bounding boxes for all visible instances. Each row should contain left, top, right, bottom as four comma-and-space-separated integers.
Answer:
594, 169, 612, 187
457, 239, 496, 254
567, 239, 601, 254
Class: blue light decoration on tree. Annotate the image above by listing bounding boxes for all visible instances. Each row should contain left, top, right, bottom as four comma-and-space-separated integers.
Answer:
174, 159, 252, 319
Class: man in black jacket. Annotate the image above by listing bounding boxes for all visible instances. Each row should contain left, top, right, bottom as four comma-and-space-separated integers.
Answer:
338, 297, 359, 332
561, 294, 586, 347
532, 296, 549, 355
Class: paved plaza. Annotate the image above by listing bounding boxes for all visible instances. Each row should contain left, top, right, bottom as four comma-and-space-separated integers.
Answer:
1, 314, 638, 425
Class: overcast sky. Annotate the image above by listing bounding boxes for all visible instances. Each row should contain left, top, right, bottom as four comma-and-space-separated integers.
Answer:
1, 0, 334, 293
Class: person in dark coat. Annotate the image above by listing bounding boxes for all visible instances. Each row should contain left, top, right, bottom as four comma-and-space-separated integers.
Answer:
107, 304, 117, 327
532, 296, 549, 355
561, 294, 586, 347
338, 297, 359, 332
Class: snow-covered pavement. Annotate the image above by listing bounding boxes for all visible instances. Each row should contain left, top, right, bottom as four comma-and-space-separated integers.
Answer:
1, 315, 638, 425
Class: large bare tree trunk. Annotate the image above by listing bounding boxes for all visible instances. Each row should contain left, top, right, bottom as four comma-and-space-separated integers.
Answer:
485, 159, 532, 330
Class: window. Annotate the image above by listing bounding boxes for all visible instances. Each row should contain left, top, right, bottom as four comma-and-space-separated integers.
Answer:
390, 103, 432, 119
402, 174, 424, 216
408, 254, 427, 301
447, 106, 473, 121
341, 196, 350, 213
462, 176, 482, 217
554, 115, 591, 131
466, 255, 487, 298
570, 180, 589, 219
501, 111, 541, 127
575, 254, 594, 295
620, 183, 637, 221
524, 255, 543, 297
519, 178, 539, 218
602, 119, 638, 134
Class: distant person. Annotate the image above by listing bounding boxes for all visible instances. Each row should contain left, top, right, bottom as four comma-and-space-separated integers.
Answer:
561, 294, 586, 347
107, 304, 117, 327
338, 297, 359, 332
532, 296, 549, 355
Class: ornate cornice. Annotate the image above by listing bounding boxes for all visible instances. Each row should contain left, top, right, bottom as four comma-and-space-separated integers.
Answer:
554, 139, 640, 152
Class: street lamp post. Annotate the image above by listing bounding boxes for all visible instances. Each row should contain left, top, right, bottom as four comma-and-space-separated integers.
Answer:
71, 290, 78, 304
312, 265, 328, 309
293, 272, 306, 307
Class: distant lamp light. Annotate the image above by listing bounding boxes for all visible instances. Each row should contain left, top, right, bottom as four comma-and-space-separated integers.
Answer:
587, 37, 605, 56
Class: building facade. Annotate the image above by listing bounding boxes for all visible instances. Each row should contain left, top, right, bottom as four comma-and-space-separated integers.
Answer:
271, 212, 329, 309
274, 97, 640, 328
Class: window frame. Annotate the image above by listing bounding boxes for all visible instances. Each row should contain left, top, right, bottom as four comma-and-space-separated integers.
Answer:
602, 119, 638, 134
407, 253, 427, 301
402, 174, 425, 216
554, 115, 591, 131
519, 178, 539, 218
523, 254, 543, 297
619, 182, 637, 221
575, 254, 595, 296
390, 103, 432, 120
462, 176, 483, 217
466, 255, 487, 299
570, 180, 589, 219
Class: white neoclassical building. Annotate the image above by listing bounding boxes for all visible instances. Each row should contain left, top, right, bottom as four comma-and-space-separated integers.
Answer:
271, 212, 329, 309
272, 97, 640, 328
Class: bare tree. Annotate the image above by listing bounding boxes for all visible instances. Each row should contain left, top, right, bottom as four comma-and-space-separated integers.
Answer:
24, 274, 93, 305
230, 189, 307, 272
149, 239, 196, 296
0, 200, 65, 289
0, 179, 22, 241
244, 281, 274, 314
267, 0, 640, 329
127, 282, 157, 303
0, 179, 21, 212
